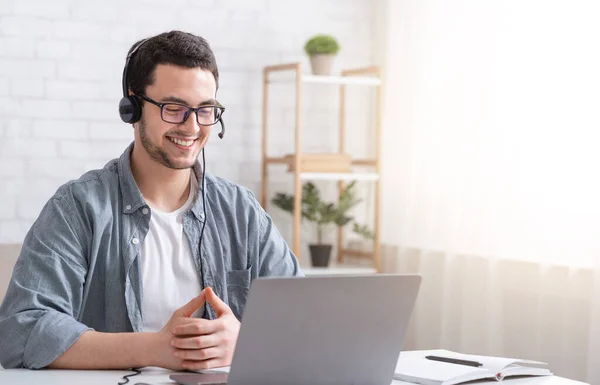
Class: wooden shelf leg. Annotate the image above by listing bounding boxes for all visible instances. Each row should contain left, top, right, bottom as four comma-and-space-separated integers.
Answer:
374, 67, 383, 273
337, 81, 346, 264
261, 68, 269, 208
293, 63, 303, 260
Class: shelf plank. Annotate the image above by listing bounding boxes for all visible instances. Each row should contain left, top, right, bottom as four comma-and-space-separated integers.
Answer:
352, 159, 377, 166
303, 75, 381, 86
268, 75, 381, 86
299, 172, 380, 181
340, 248, 374, 258
265, 157, 289, 164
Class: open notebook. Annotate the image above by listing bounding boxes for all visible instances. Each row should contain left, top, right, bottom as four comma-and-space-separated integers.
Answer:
394, 349, 552, 385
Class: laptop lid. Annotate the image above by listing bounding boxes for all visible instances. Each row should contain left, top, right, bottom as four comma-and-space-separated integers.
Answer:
171, 274, 421, 385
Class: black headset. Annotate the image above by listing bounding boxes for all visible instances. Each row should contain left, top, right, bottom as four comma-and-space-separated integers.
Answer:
118, 38, 225, 139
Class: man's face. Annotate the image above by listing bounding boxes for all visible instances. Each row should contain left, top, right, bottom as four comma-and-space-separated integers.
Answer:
135, 64, 217, 170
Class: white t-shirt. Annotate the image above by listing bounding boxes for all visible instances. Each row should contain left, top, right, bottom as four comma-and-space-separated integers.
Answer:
140, 176, 204, 332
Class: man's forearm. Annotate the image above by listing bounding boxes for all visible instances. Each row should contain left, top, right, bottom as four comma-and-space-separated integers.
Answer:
48, 330, 158, 369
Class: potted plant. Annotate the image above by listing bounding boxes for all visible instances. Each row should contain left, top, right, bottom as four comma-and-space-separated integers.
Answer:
304, 34, 340, 76
271, 181, 373, 267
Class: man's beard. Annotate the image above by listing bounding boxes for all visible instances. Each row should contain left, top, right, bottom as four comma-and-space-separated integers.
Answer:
139, 118, 197, 170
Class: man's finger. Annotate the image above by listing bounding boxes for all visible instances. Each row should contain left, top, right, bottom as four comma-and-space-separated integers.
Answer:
175, 291, 207, 318
181, 358, 223, 371
173, 319, 220, 336
205, 287, 231, 316
175, 347, 221, 361
171, 334, 220, 350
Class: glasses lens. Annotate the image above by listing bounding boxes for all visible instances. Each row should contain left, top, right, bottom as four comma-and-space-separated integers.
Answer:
196, 106, 218, 125
161, 104, 189, 123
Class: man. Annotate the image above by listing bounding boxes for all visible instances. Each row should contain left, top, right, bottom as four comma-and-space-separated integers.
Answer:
0, 30, 302, 371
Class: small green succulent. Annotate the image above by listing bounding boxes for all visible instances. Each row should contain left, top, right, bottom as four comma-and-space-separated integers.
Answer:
304, 34, 340, 56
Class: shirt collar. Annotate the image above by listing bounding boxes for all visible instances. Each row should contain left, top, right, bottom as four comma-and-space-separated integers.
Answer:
117, 142, 205, 219
189, 161, 206, 222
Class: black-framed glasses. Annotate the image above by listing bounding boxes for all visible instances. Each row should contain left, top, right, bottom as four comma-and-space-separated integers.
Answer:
137, 94, 225, 126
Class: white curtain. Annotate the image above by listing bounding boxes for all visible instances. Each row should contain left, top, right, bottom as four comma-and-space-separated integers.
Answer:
377, 1, 600, 383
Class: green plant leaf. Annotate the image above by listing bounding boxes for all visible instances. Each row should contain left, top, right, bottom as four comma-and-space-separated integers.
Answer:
271, 181, 374, 244
304, 34, 340, 56
352, 222, 374, 240
271, 193, 294, 213
336, 216, 353, 227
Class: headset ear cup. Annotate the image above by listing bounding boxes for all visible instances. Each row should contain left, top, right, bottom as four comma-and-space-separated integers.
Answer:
118, 96, 142, 123
130, 95, 142, 123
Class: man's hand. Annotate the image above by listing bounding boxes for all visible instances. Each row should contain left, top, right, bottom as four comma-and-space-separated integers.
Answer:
169, 287, 241, 371
152, 289, 208, 370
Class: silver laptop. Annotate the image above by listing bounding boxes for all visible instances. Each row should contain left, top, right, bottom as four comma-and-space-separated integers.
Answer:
170, 274, 422, 385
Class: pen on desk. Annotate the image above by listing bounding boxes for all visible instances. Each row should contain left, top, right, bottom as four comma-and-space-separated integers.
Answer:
425, 355, 483, 367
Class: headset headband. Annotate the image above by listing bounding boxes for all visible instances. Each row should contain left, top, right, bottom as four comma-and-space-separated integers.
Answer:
122, 38, 149, 98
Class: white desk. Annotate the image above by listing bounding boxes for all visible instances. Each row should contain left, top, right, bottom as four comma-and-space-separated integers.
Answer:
0, 366, 589, 385
300, 264, 377, 276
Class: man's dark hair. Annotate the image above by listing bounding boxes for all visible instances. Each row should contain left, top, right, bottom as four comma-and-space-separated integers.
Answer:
126, 30, 219, 95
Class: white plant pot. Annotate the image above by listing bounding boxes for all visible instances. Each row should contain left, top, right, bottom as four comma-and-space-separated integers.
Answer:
309, 54, 335, 76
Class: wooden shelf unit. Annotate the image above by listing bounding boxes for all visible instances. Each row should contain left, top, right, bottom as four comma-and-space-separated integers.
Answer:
260, 62, 383, 272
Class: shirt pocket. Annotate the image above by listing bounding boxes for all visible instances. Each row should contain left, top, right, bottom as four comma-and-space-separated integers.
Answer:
226, 268, 252, 320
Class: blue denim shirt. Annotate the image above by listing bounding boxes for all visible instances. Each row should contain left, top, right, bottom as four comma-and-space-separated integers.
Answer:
0, 143, 303, 369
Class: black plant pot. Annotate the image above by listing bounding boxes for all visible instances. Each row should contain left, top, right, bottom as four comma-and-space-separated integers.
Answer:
309, 244, 332, 267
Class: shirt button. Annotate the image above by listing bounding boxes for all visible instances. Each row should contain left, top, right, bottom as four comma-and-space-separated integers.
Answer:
199, 213, 205, 220
125, 205, 132, 210
142, 208, 149, 215
132, 238, 139, 245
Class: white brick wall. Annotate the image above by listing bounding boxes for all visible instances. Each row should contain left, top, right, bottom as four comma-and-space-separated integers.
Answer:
0, 0, 378, 249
